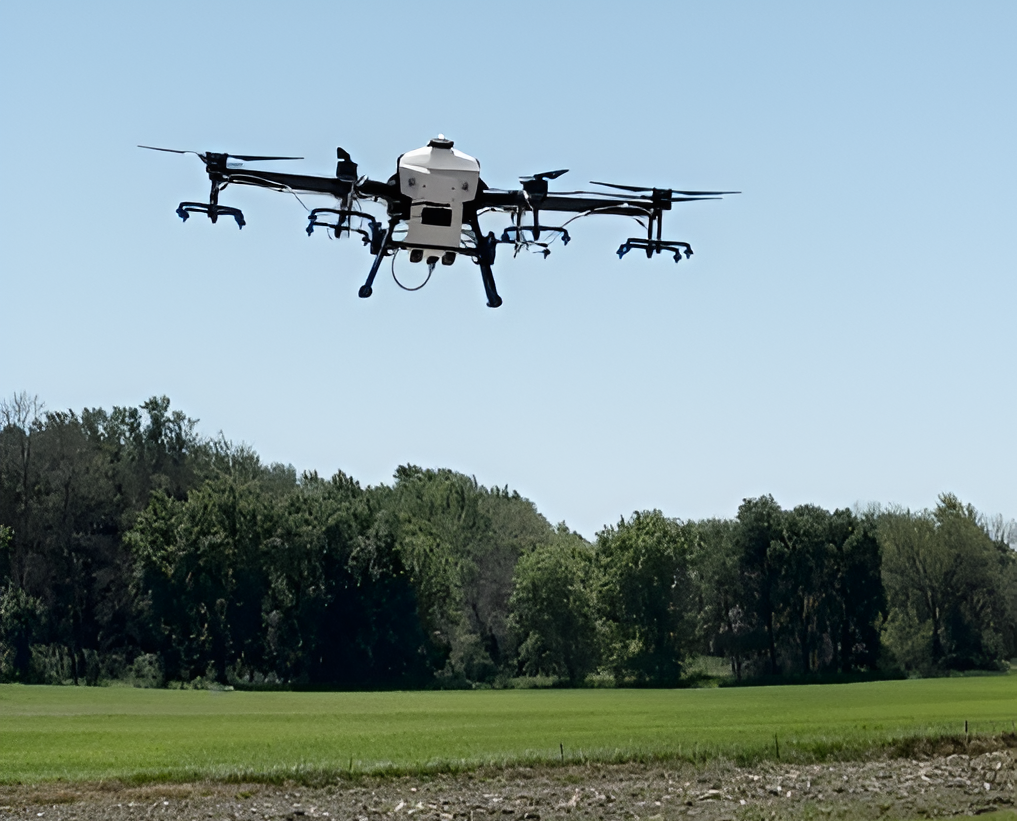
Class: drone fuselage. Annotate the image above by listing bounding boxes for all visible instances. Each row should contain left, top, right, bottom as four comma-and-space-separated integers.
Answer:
397, 138, 480, 264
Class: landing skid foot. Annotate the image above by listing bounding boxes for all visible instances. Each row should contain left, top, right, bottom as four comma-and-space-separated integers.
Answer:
617, 238, 693, 262
176, 202, 245, 229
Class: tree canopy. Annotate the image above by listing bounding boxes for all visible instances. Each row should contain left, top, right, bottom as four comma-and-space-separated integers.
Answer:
2, 393, 1015, 688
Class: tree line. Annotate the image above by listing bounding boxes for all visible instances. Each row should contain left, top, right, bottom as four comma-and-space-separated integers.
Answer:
1, 393, 1015, 688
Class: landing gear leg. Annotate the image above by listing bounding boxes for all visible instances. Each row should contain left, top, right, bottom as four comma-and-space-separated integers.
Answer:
479, 259, 502, 309
358, 222, 392, 299
473, 223, 502, 308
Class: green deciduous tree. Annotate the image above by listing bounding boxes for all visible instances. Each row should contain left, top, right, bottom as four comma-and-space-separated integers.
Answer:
879, 494, 1011, 673
128, 478, 273, 681
470, 488, 553, 670
128, 468, 430, 687
727, 497, 883, 678
692, 518, 755, 679
733, 495, 785, 675
268, 471, 427, 687
0, 524, 46, 680
597, 511, 698, 685
0, 395, 200, 683
824, 509, 883, 673
508, 525, 601, 684
380, 466, 553, 685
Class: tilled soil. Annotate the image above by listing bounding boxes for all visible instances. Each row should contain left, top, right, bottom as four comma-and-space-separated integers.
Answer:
2, 751, 1016, 821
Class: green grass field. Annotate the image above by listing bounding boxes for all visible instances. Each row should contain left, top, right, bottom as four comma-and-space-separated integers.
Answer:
1, 675, 1015, 784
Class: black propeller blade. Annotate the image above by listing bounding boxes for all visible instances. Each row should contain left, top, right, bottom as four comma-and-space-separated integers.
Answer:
139, 145, 199, 156
138, 145, 303, 163
566, 190, 724, 203
520, 169, 569, 182
590, 180, 739, 196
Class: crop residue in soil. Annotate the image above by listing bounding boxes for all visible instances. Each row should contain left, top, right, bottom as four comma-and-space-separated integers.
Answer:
2, 751, 1016, 820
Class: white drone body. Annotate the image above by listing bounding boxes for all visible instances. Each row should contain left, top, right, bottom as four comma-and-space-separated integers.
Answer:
397, 136, 480, 264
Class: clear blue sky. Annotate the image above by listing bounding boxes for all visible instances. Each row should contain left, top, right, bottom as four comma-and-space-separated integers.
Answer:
2, 2, 1014, 538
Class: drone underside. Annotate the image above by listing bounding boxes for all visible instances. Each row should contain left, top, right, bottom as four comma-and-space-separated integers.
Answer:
141, 137, 736, 308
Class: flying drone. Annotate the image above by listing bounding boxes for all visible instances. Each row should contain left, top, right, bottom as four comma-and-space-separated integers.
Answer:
140, 136, 737, 308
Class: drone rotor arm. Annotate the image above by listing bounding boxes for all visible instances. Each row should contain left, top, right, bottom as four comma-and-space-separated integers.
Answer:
228, 154, 303, 162
215, 169, 356, 199
528, 194, 654, 215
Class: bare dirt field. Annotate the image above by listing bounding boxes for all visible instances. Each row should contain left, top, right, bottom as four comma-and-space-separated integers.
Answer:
2, 746, 1016, 821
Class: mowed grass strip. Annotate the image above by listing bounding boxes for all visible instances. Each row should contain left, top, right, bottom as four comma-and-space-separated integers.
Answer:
1, 675, 1015, 784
